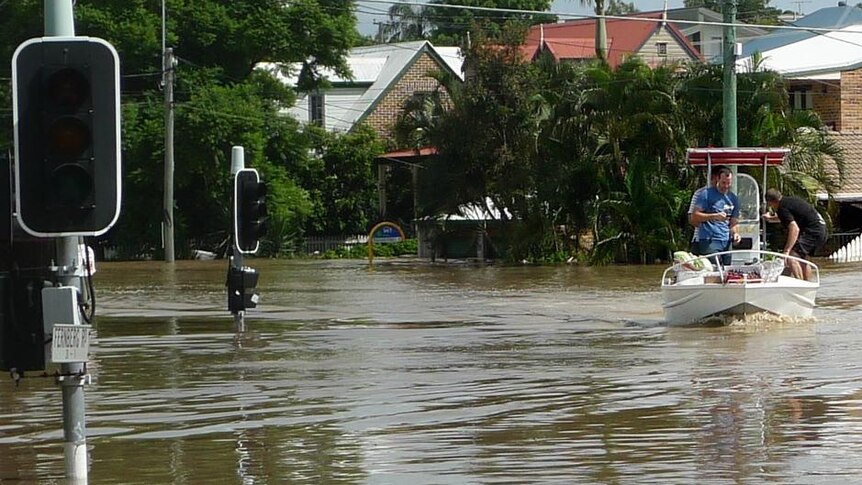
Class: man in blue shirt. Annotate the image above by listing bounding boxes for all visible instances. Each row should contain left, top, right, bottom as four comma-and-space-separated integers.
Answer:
690, 166, 741, 266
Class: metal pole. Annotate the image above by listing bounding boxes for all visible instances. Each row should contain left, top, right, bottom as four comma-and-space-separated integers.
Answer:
722, 0, 737, 149
723, 0, 739, 192
163, 47, 175, 262
230, 147, 245, 331
45, 2, 89, 480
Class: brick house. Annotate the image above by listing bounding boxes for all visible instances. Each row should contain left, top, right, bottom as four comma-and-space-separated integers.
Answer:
261, 41, 464, 143
737, 5, 862, 232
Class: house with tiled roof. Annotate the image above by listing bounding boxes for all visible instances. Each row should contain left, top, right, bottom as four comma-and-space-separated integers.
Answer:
523, 12, 703, 67
260, 41, 464, 142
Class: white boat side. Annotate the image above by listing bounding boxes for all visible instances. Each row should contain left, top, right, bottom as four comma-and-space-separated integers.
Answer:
661, 250, 819, 324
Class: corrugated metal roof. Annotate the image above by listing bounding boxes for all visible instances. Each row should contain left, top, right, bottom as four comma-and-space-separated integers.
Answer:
742, 6, 862, 57
525, 13, 702, 67
434, 46, 465, 80
737, 24, 862, 77
542, 38, 597, 60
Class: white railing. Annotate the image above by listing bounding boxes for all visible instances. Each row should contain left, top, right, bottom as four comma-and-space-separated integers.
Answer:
829, 233, 862, 263
662, 249, 820, 286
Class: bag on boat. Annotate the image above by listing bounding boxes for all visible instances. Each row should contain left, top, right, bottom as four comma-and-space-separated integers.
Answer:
673, 251, 713, 272
757, 259, 785, 282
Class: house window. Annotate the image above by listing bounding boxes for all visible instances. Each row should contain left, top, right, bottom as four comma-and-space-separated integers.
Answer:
309, 92, 325, 127
656, 42, 668, 57
789, 87, 813, 111
406, 91, 433, 108
712, 36, 723, 59
690, 32, 702, 53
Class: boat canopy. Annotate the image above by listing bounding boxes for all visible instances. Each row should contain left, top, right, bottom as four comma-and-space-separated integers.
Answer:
687, 147, 789, 166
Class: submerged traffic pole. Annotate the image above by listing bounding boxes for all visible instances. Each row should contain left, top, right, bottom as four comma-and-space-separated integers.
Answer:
230, 147, 246, 332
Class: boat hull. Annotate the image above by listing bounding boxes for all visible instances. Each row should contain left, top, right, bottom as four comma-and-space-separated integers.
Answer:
662, 276, 818, 324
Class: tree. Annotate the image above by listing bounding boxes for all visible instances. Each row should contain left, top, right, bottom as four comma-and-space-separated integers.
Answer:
606, 0, 639, 15
377, 3, 432, 43
301, 125, 384, 236
427, 0, 556, 45
683, 0, 783, 25
0, 1, 363, 256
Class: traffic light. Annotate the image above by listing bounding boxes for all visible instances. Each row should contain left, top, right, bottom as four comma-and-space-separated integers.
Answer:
227, 265, 260, 313
0, 272, 48, 372
12, 37, 121, 237
234, 168, 267, 254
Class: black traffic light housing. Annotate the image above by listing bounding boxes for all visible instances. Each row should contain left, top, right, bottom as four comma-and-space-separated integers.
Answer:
12, 36, 121, 237
234, 168, 267, 254
227, 264, 260, 313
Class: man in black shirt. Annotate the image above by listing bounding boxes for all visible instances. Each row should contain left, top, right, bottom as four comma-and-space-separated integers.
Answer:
763, 188, 827, 281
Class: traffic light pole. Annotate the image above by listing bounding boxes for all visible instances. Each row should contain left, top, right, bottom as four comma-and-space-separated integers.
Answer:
45, 1, 88, 481
230, 146, 245, 332
163, 47, 175, 263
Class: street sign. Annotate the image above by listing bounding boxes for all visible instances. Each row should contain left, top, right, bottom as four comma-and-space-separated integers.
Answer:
50, 324, 91, 364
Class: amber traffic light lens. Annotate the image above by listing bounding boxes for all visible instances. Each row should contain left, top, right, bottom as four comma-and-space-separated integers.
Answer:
47, 116, 90, 158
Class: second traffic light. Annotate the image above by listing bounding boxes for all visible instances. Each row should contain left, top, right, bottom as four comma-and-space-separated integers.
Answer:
12, 37, 121, 237
234, 168, 268, 254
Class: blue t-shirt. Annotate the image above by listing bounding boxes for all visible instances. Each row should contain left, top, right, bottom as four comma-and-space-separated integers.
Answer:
694, 187, 739, 242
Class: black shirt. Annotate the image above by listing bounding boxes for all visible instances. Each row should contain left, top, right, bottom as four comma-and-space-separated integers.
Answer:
777, 196, 826, 235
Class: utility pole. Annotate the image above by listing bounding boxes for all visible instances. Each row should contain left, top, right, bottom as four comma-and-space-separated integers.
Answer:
163, 46, 176, 262
723, 0, 738, 149
723, 0, 739, 192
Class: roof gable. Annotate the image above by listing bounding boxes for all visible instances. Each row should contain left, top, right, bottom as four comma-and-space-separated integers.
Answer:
261, 41, 464, 132
526, 14, 702, 67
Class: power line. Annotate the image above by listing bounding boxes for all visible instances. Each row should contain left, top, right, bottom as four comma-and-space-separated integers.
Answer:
359, 0, 862, 35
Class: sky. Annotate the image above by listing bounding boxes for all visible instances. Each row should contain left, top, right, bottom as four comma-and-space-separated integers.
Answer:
355, 0, 849, 36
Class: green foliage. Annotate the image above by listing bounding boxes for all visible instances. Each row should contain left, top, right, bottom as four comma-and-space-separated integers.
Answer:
0, 0, 364, 258
683, 0, 783, 24
394, 22, 841, 265
427, 0, 556, 45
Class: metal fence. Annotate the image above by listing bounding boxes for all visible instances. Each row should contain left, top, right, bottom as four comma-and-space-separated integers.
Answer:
302, 234, 368, 255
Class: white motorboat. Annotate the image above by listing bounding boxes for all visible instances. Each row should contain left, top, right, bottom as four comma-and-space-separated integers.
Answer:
661, 147, 820, 324
661, 250, 819, 324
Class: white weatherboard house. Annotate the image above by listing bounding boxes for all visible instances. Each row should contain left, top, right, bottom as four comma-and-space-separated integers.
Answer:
260, 41, 464, 142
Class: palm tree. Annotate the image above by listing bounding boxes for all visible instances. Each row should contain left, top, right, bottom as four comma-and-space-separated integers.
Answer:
566, 0, 608, 61
377, 4, 431, 43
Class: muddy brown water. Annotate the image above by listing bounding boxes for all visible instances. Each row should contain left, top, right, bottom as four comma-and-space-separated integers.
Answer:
2, 258, 862, 484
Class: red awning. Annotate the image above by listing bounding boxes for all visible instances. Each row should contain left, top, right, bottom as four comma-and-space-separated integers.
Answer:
687, 147, 789, 166
377, 147, 438, 159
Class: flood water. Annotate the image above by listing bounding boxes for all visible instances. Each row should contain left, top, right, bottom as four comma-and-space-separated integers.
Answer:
2, 257, 862, 484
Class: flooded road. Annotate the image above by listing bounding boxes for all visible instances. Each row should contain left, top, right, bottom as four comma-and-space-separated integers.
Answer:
2, 258, 862, 484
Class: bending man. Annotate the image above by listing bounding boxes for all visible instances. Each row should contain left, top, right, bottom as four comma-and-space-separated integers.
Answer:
763, 188, 827, 281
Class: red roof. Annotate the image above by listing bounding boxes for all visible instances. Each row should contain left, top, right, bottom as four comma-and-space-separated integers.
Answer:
687, 148, 790, 166
525, 13, 702, 67
542, 38, 598, 60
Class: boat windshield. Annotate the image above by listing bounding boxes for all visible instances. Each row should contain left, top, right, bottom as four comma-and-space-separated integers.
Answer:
735, 173, 760, 222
